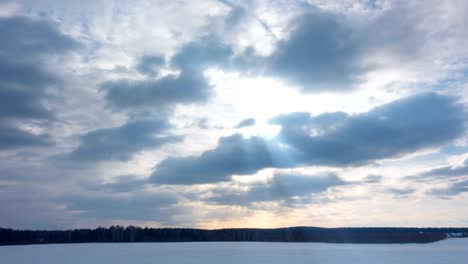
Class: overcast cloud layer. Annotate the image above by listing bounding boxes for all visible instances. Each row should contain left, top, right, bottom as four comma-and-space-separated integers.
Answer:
1, 0, 468, 229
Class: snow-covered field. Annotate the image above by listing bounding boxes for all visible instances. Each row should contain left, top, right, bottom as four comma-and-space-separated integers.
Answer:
1, 238, 467, 264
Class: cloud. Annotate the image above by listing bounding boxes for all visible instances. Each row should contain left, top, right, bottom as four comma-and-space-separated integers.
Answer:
98, 175, 148, 193
100, 4, 439, 113
0, 63, 53, 120
235, 117, 255, 128
207, 171, 347, 207
265, 11, 363, 91
362, 174, 383, 183
103, 71, 211, 111
103, 37, 234, 111
0, 182, 74, 229
170, 36, 234, 71
0, 16, 80, 61
430, 180, 468, 198
216, 5, 369, 90
386, 187, 415, 197
68, 119, 181, 162
150, 134, 287, 184
63, 190, 179, 221
150, 93, 465, 184
272, 92, 465, 166
422, 159, 468, 178
271, 111, 348, 133
407, 158, 468, 183
0, 16, 80, 150
227, 1, 464, 92
136, 55, 165, 76
0, 121, 52, 150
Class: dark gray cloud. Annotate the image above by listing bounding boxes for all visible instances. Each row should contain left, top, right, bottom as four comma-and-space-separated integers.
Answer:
362, 174, 383, 183
207, 171, 347, 207
68, 119, 181, 162
0, 182, 74, 229
0, 157, 64, 183
0, 121, 52, 150
0, 177, 179, 228
235, 117, 256, 128
0, 68, 52, 120
171, 37, 234, 71
63, 191, 179, 221
385, 187, 416, 197
421, 159, 468, 178
203, 171, 385, 207
151, 134, 295, 184
150, 93, 465, 184
429, 180, 468, 197
0, 16, 80, 150
265, 12, 363, 91
272, 93, 465, 166
103, 71, 211, 110
94, 175, 148, 193
136, 55, 165, 76
406, 159, 468, 183
0, 16, 80, 61
0, 60, 55, 149
103, 37, 234, 111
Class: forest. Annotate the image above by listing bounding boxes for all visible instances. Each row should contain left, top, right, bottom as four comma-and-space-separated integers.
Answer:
1, 226, 467, 245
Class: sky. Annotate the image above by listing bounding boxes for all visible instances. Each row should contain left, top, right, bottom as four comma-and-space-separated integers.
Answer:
0, 0, 468, 230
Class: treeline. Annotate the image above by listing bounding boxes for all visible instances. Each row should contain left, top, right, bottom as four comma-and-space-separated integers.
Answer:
1, 226, 467, 245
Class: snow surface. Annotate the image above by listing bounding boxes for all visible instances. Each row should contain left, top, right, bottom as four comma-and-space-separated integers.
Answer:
1, 238, 467, 264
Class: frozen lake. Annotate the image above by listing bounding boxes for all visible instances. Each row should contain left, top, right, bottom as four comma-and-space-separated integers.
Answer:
1, 238, 467, 264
